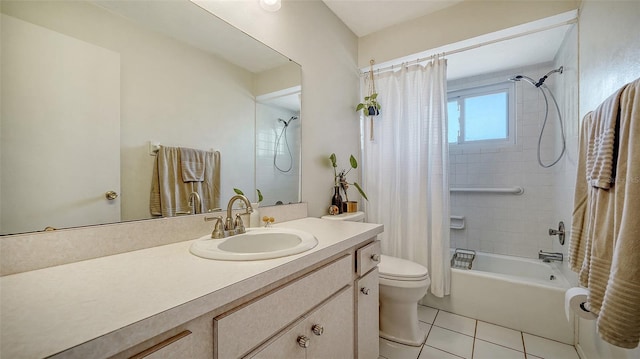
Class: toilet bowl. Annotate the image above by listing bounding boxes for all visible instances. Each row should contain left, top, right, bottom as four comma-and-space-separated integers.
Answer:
321, 212, 431, 346
378, 254, 430, 346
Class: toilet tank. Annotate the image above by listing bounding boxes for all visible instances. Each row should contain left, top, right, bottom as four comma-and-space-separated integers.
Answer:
321, 211, 365, 222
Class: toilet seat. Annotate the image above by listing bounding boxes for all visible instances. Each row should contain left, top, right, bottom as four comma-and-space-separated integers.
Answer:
378, 255, 429, 281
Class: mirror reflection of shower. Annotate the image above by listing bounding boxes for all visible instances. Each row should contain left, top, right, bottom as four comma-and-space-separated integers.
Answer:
509, 66, 566, 168
256, 86, 301, 205
274, 116, 298, 172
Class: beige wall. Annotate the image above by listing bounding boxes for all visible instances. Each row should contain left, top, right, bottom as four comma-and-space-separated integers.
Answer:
196, 0, 360, 217
358, 0, 580, 68
576, 1, 640, 358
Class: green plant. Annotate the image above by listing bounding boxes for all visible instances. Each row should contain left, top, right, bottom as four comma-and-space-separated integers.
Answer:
329, 153, 368, 202
356, 93, 381, 116
233, 188, 263, 203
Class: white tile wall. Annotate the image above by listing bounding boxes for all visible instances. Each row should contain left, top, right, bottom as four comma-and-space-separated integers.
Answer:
448, 62, 575, 259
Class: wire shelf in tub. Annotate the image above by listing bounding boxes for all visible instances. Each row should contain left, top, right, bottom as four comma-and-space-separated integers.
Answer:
451, 248, 476, 270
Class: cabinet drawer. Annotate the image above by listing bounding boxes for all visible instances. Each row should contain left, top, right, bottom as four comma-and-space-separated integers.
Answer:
356, 240, 381, 275
214, 255, 352, 358
129, 330, 193, 359
249, 286, 354, 359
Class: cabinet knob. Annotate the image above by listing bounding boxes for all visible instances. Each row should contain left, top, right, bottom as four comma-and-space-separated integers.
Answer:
361, 287, 371, 295
311, 324, 324, 336
370, 253, 380, 262
297, 335, 310, 348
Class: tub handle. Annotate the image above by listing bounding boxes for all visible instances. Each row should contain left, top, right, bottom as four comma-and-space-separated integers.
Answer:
548, 221, 565, 245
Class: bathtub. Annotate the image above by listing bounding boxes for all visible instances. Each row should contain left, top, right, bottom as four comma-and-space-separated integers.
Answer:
423, 251, 574, 344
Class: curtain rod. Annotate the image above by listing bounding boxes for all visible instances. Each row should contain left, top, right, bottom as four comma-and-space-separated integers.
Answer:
362, 18, 577, 76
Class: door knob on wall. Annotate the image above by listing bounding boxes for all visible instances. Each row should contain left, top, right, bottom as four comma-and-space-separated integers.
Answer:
105, 191, 118, 200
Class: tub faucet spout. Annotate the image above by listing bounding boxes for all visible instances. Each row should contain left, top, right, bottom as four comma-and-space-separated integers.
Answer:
538, 251, 563, 262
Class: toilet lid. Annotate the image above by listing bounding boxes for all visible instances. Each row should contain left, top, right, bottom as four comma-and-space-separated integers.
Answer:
378, 255, 429, 280
321, 211, 365, 221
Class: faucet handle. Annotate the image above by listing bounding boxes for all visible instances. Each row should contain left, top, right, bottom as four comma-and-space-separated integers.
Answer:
208, 216, 224, 239
234, 214, 246, 234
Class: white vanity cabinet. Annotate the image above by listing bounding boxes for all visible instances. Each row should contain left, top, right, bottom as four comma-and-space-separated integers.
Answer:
214, 255, 353, 358
214, 239, 380, 359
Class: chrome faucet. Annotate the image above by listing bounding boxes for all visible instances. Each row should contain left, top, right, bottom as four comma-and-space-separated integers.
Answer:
225, 195, 253, 235
188, 191, 201, 214
539, 251, 563, 262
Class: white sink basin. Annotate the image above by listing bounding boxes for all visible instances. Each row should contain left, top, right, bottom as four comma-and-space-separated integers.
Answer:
189, 227, 318, 261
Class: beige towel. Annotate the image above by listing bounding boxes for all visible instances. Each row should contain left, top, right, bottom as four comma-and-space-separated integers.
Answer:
201, 150, 221, 212
597, 78, 640, 349
150, 146, 221, 217
179, 147, 206, 182
569, 78, 640, 349
586, 87, 625, 189
568, 114, 590, 274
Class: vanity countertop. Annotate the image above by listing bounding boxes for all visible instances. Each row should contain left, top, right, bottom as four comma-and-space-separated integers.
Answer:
0, 217, 383, 359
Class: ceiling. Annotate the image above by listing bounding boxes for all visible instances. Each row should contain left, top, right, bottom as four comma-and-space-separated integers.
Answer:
322, 0, 463, 37
321, 1, 576, 80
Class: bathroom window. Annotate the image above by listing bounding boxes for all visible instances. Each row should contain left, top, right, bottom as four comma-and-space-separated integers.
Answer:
447, 82, 515, 145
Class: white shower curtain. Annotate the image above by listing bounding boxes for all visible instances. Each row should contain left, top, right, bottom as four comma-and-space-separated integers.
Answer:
363, 58, 450, 297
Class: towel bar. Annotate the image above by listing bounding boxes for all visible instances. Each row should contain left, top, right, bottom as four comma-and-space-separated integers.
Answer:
450, 186, 524, 195
148, 141, 218, 156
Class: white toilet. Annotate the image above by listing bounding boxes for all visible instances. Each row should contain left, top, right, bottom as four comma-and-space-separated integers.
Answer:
321, 211, 431, 346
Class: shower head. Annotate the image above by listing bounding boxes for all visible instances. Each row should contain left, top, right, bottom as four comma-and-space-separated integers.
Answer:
278, 116, 298, 127
509, 66, 563, 87
509, 75, 537, 86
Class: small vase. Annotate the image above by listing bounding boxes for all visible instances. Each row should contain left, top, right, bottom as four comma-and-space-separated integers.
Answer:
331, 186, 343, 214
249, 202, 260, 227
367, 106, 379, 116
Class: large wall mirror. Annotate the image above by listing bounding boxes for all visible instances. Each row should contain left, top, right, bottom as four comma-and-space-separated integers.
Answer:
0, 0, 301, 235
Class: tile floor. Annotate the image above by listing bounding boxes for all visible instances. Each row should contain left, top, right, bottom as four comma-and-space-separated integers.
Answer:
379, 305, 580, 359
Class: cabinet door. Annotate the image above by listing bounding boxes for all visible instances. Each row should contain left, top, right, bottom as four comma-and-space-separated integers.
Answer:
306, 287, 354, 359
250, 321, 306, 359
356, 268, 379, 359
